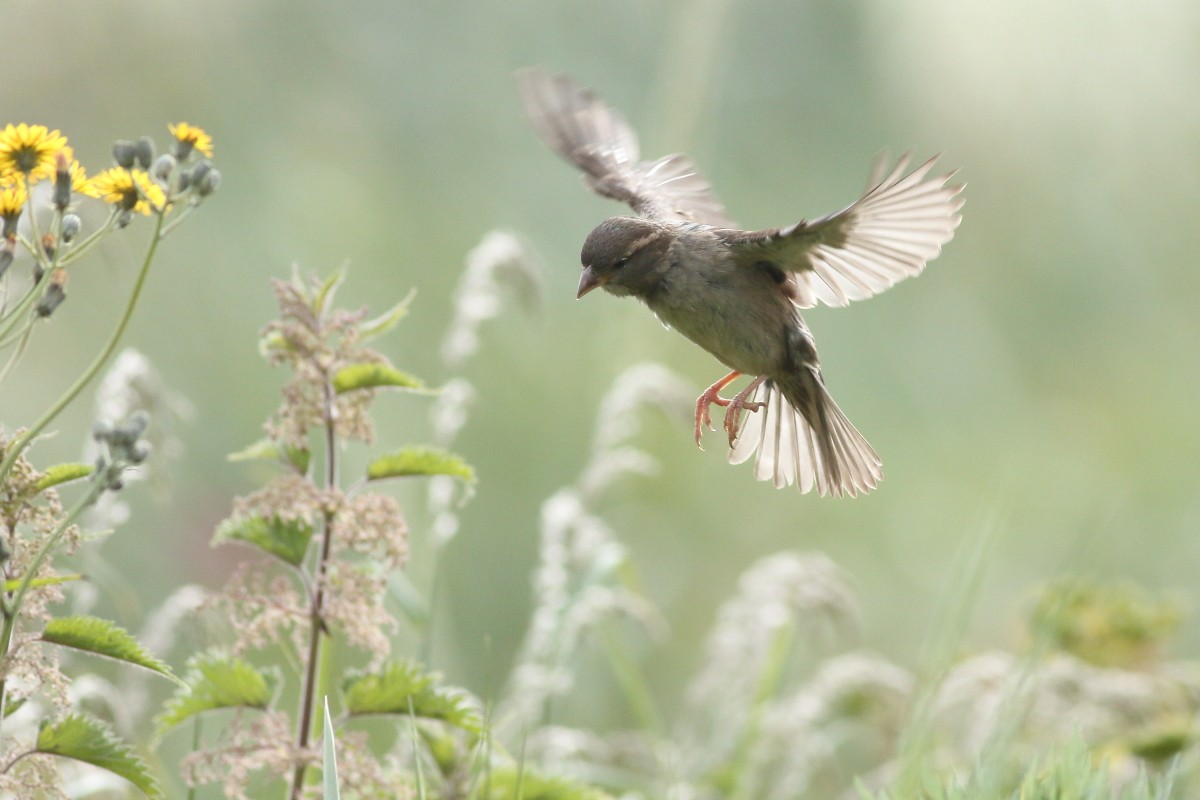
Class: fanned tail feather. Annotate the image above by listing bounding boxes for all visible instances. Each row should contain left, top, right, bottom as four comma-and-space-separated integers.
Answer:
728, 375, 882, 496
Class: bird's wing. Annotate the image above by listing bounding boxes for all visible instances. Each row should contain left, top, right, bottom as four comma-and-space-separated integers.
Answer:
516, 67, 733, 226
717, 154, 964, 308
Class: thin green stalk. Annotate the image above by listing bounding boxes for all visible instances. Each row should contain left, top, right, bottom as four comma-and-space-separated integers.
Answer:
0, 323, 33, 383
729, 623, 795, 800
0, 266, 51, 345
0, 209, 166, 485
0, 472, 105, 736
289, 377, 340, 800
55, 207, 121, 268
597, 621, 663, 735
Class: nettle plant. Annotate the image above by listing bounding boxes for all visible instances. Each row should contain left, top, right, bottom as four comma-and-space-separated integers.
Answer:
0, 122, 218, 796
156, 271, 484, 799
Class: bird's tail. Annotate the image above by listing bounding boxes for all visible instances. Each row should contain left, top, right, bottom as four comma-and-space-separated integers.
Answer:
728, 370, 882, 496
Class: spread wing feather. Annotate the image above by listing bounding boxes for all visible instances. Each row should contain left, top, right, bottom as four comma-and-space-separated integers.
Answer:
718, 154, 964, 308
517, 68, 734, 226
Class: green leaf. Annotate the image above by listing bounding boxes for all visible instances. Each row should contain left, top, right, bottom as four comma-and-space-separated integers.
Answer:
38, 714, 161, 798
214, 514, 314, 566
323, 697, 341, 799
357, 288, 416, 342
342, 659, 481, 733
3, 696, 26, 718
227, 438, 310, 473
365, 446, 475, 483
34, 462, 94, 492
4, 572, 84, 593
332, 363, 426, 394
157, 652, 278, 735
479, 766, 614, 800
312, 266, 347, 316
42, 616, 179, 684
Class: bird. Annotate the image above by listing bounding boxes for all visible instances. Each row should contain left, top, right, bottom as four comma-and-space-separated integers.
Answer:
516, 68, 963, 496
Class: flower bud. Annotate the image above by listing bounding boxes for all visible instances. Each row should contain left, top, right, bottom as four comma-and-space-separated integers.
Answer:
117, 210, 134, 229
151, 153, 176, 185
190, 160, 211, 189
134, 136, 156, 169
35, 282, 66, 317
92, 418, 115, 442
197, 167, 221, 197
111, 410, 150, 447
113, 140, 136, 169
61, 214, 82, 243
41, 233, 56, 261
0, 247, 12, 280
53, 155, 72, 211
130, 440, 152, 464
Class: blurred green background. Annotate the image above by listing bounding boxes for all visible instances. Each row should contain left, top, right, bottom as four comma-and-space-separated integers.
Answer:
5, 0, 1199, 733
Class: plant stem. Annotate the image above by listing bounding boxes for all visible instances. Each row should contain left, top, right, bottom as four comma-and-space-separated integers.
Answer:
0, 473, 105, 737
0, 210, 166, 486
289, 376, 339, 799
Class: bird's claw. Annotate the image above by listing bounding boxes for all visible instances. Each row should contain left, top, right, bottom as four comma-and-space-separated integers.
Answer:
694, 390, 731, 450
694, 371, 765, 450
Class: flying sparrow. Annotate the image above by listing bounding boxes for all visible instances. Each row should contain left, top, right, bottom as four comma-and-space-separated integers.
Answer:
517, 68, 963, 496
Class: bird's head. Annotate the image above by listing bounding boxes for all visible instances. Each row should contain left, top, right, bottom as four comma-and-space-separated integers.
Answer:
577, 217, 673, 299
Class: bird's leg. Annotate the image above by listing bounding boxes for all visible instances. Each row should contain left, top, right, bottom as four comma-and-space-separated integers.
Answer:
722, 375, 767, 447
694, 371, 742, 448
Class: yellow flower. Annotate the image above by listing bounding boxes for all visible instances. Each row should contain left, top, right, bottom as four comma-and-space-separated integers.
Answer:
89, 168, 166, 215
0, 124, 69, 181
55, 147, 100, 200
168, 122, 213, 159
0, 180, 27, 233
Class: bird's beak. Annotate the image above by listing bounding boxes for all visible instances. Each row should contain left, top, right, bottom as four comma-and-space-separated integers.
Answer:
576, 265, 602, 299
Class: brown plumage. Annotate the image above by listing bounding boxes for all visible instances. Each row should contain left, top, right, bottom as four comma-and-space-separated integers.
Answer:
518, 68, 964, 496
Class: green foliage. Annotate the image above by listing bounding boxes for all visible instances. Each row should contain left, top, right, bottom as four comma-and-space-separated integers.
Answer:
227, 437, 311, 474
478, 767, 615, 800
37, 714, 161, 798
41, 615, 179, 683
2, 572, 83, 592
1030, 576, 1180, 668
365, 445, 475, 483
157, 652, 279, 734
332, 362, 427, 393
213, 513, 314, 566
357, 290, 416, 342
323, 697, 341, 800
342, 659, 482, 734
32, 462, 94, 492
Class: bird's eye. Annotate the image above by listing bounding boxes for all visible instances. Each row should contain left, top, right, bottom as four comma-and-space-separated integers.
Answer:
613, 257, 629, 270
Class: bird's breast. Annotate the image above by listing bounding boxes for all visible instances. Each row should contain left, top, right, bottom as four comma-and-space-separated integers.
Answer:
645, 243, 791, 377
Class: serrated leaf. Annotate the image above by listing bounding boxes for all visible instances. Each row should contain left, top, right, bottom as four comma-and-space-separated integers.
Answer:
214, 514, 313, 566
323, 697, 341, 799
157, 653, 278, 734
366, 446, 475, 483
227, 438, 310, 473
4, 572, 84, 593
332, 363, 426, 394
42, 616, 178, 683
343, 660, 481, 733
34, 462, 94, 492
357, 288, 416, 342
38, 714, 161, 798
